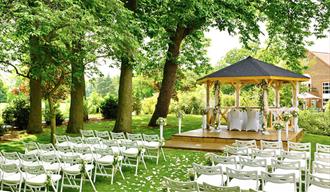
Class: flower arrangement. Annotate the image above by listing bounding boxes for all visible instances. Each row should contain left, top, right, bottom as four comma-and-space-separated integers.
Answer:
281, 112, 292, 122
273, 121, 285, 130
201, 108, 208, 115
187, 168, 195, 181
291, 110, 299, 118
176, 110, 185, 119
204, 153, 215, 166
156, 117, 167, 126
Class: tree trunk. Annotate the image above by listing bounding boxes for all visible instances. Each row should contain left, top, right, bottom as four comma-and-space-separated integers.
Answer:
47, 96, 56, 144
67, 62, 85, 133
148, 27, 187, 127
27, 78, 43, 133
114, 58, 133, 132
83, 76, 89, 122
113, 0, 136, 132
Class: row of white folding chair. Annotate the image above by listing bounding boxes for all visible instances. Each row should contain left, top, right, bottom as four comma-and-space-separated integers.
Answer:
316, 143, 330, 154
0, 162, 61, 192
306, 173, 330, 192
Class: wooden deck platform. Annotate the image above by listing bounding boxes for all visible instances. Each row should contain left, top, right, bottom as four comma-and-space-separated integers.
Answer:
165, 128, 304, 152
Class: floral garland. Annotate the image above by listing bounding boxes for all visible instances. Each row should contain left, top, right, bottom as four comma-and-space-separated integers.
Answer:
281, 112, 292, 122
291, 110, 299, 118
257, 80, 269, 130
273, 121, 285, 130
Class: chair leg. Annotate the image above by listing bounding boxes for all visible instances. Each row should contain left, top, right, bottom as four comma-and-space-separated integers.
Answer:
161, 148, 166, 161
135, 158, 139, 176
156, 149, 160, 165
111, 166, 115, 184
60, 173, 64, 192
93, 164, 97, 183
79, 177, 83, 192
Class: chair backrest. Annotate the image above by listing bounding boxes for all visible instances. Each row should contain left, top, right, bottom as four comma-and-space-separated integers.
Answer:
56, 145, 73, 153
261, 172, 296, 191
211, 154, 236, 167
120, 140, 138, 148
127, 133, 143, 141
234, 140, 257, 149
226, 167, 258, 181
39, 154, 60, 164
19, 153, 39, 164
312, 161, 330, 175
316, 143, 330, 154
143, 134, 160, 142
314, 152, 330, 164
22, 164, 45, 176
61, 155, 82, 165
1, 151, 20, 161
67, 136, 83, 144
24, 142, 39, 153
110, 132, 126, 140
102, 139, 120, 148
203, 183, 240, 192
94, 147, 114, 156
260, 140, 283, 150
192, 163, 223, 176
307, 174, 330, 189
38, 143, 56, 152
80, 130, 95, 138
239, 156, 267, 168
224, 146, 249, 156
83, 137, 100, 145
281, 150, 307, 160
271, 159, 301, 171
163, 177, 199, 192
1, 163, 20, 173
288, 141, 311, 152
251, 148, 276, 158
74, 146, 93, 155
54, 135, 68, 144
94, 131, 111, 140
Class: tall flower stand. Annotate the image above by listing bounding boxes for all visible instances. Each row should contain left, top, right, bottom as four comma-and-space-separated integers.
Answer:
293, 117, 299, 132
285, 121, 289, 140
202, 115, 207, 129
178, 117, 182, 134
277, 129, 282, 142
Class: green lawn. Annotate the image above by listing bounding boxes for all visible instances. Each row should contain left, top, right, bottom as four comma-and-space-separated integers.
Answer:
0, 114, 329, 191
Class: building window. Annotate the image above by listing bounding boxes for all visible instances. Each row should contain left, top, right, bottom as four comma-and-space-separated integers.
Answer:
323, 99, 329, 108
323, 82, 330, 94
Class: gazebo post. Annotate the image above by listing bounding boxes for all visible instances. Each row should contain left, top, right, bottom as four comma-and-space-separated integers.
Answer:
215, 81, 221, 129
206, 81, 210, 129
234, 82, 241, 108
273, 81, 282, 108
292, 81, 299, 132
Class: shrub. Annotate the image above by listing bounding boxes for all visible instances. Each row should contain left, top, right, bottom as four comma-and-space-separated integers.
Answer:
100, 96, 118, 119
2, 98, 30, 130
141, 95, 157, 114
44, 104, 65, 126
133, 96, 142, 115
299, 110, 330, 136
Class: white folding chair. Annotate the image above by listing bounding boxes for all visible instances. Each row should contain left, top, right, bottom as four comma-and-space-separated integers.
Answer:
271, 159, 302, 192
306, 174, 330, 192
238, 156, 267, 175
74, 146, 99, 164
261, 172, 296, 192
38, 143, 57, 156
67, 136, 85, 148
163, 177, 199, 192
80, 130, 95, 138
260, 140, 283, 156
102, 139, 125, 156
314, 152, 330, 165
234, 140, 257, 154
312, 162, 330, 179
224, 146, 249, 161
39, 154, 62, 175
121, 140, 147, 176
0, 164, 23, 192
226, 167, 259, 191
94, 131, 111, 140
54, 135, 71, 147
202, 182, 240, 192
192, 163, 226, 187
83, 137, 102, 150
251, 148, 277, 166
1, 151, 20, 166
228, 109, 242, 131
110, 132, 129, 143
18, 153, 40, 167
288, 141, 311, 169
210, 154, 237, 172
316, 143, 330, 154
143, 134, 166, 164
23, 164, 61, 192
93, 147, 124, 184
245, 109, 260, 132
127, 133, 144, 147
60, 155, 96, 192
281, 151, 308, 173
56, 145, 78, 158
24, 142, 40, 155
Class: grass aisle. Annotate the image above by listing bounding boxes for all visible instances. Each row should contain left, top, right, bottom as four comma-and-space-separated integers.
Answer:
0, 114, 329, 191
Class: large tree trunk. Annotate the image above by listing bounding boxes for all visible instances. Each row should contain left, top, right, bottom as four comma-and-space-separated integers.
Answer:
113, 0, 136, 132
47, 96, 56, 144
148, 27, 187, 127
67, 61, 85, 133
27, 78, 43, 133
114, 58, 133, 132
83, 76, 89, 122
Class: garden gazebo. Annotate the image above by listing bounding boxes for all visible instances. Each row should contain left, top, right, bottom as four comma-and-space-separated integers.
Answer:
197, 56, 310, 130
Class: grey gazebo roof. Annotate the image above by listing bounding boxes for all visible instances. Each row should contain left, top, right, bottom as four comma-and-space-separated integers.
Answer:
198, 56, 309, 83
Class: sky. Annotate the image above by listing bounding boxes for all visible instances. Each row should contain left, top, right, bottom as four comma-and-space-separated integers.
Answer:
101, 28, 330, 77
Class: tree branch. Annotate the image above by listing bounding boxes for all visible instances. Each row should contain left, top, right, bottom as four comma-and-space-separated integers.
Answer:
0, 61, 30, 78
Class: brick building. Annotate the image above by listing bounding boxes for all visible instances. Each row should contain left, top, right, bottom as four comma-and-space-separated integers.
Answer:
303, 51, 330, 109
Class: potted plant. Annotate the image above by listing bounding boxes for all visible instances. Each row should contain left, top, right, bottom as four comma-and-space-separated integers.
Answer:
273, 121, 284, 142
281, 112, 292, 140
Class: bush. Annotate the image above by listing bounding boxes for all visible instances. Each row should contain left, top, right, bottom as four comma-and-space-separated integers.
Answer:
44, 104, 65, 126
133, 96, 142, 115
141, 95, 157, 114
2, 98, 30, 130
100, 96, 118, 119
299, 110, 330, 136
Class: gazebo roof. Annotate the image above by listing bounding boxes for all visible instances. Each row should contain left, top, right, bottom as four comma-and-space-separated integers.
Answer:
198, 56, 309, 83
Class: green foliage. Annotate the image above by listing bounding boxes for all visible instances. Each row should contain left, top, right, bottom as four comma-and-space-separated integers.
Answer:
2, 98, 30, 130
100, 96, 118, 119
141, 95, 157, 115
299, 110, 330, 136
44, 104, 65, 126
0, 80, 7, 103
325, 101, 330, 113
133, 96, 142, 115
86, 92, 104, 114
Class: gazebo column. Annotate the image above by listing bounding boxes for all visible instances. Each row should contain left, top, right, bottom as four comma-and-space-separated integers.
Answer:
292, 81, 299, 132
214, 81, 221, 129
273, 82, 282, 108
234, 82, 241, 108
205, 81, 210, 129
